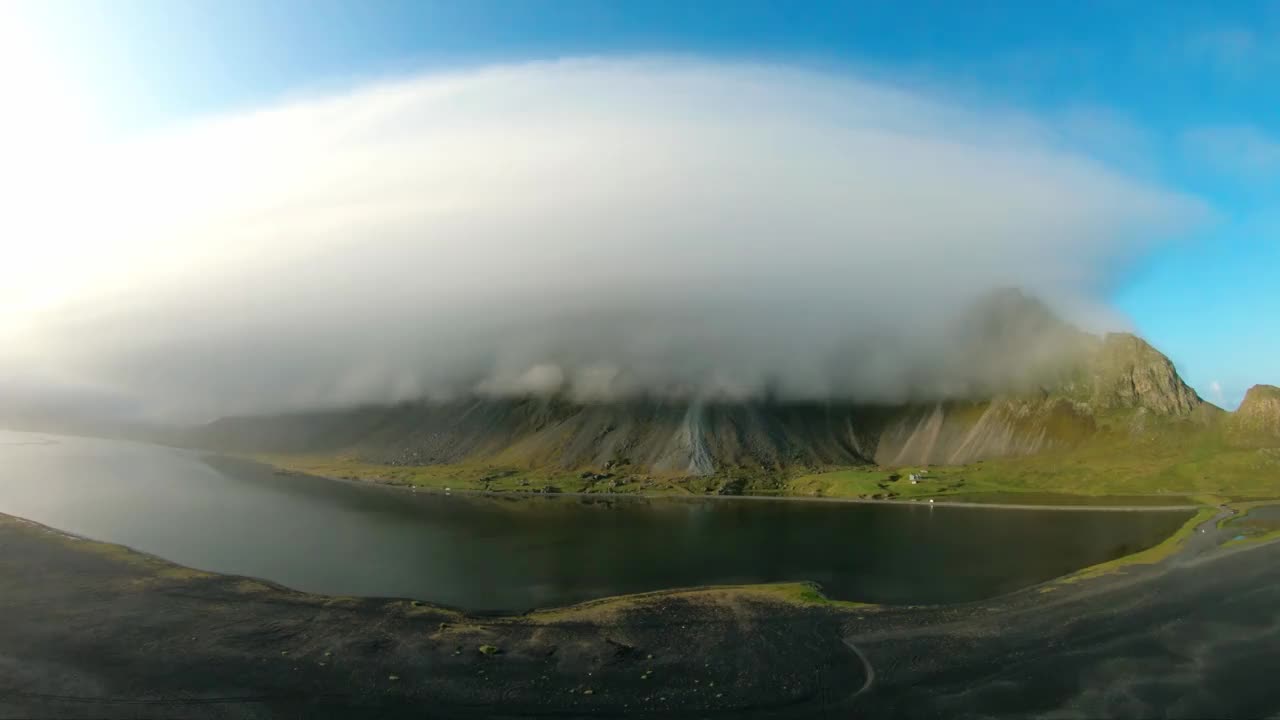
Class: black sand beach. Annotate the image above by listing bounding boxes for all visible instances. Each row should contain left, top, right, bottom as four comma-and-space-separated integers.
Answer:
1, 509, 1278, 719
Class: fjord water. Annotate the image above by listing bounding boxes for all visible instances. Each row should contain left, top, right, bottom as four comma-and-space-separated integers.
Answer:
0, 431, 1190, 613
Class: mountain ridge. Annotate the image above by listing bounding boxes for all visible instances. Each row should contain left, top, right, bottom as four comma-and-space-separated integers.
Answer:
194, 332, 1224, 476
179, 290, 1280, 484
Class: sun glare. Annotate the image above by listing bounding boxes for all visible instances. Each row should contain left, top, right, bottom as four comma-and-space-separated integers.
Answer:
0, 4, 103, 322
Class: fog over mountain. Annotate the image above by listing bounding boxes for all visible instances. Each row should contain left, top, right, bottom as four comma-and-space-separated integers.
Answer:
0, 58, 1204, 422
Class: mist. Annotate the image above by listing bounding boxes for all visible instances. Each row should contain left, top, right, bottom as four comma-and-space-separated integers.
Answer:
0, 58, 1203, 421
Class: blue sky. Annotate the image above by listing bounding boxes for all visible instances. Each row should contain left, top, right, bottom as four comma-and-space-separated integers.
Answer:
10, 0, 1279, 410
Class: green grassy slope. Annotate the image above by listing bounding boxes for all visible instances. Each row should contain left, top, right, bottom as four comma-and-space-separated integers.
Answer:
219, 302, 1280, 504
793, 408, 1279, 501
256, 400, 1279, 505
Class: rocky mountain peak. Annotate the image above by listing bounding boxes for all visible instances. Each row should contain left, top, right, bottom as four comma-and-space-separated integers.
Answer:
1087, 333, 1202, 415
962, 288, 1071, 340
1231, 384, 1280, 443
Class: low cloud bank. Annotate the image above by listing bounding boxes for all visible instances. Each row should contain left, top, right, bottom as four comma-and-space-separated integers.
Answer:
0, 58, 1202, 420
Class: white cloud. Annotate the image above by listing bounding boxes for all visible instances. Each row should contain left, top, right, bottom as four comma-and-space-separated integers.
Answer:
1209, 380, 1225, 404
0, 58, 1205, 419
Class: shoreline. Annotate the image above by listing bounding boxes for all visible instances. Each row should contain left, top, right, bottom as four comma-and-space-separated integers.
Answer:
1, 431, 1214, 513
0, 510, 868, 718
0, 501, 1234, 618
0, 504, 1224, 619
4, 430, 1278, 716
0, 454, 1224, 618
0, 512, 841, 619
3, 505, 1278, 718
287, 464, 1203, 512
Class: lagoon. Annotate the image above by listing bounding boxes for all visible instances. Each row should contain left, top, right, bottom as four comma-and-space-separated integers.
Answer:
0, 430, 1190, 613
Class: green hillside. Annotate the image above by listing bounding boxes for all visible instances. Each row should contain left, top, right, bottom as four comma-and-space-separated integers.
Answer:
792, 407, 1279, 501
205, 295, 1280, 504
260, 401, 1279, 503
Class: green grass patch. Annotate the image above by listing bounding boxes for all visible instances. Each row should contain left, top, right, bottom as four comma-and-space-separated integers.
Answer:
524, 582, 876, 623
258, 407, 1278, 507
954, 414, 1280, 499
255, 453, 657, 495
753, 582, 879, 610
787, 409, 1278, 504
791, 410, 1278, 504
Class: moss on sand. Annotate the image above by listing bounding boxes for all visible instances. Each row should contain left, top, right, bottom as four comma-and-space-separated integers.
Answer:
1059, 507, 1215, 583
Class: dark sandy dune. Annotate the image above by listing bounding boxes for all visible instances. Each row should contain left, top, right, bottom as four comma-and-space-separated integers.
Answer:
0, 510, 1278, 719
845, 525, 1280, 718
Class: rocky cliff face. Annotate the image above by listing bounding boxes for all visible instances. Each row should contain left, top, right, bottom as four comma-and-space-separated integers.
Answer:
872, 397, 1095, 466
199, 394, 1101, 475
202, 398, 890, 474
194, 298, 1212, 474
1229, 385, 1280, 446
1085, 333, 1203, 415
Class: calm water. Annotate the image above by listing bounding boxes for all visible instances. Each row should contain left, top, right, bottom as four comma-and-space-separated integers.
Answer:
0, 430, 1191, 613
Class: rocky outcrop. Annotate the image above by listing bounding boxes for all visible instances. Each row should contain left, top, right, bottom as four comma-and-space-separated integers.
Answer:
873, 397, 1095, 466
1085, 333, 1203, 415
1229, 385, 1280, 446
